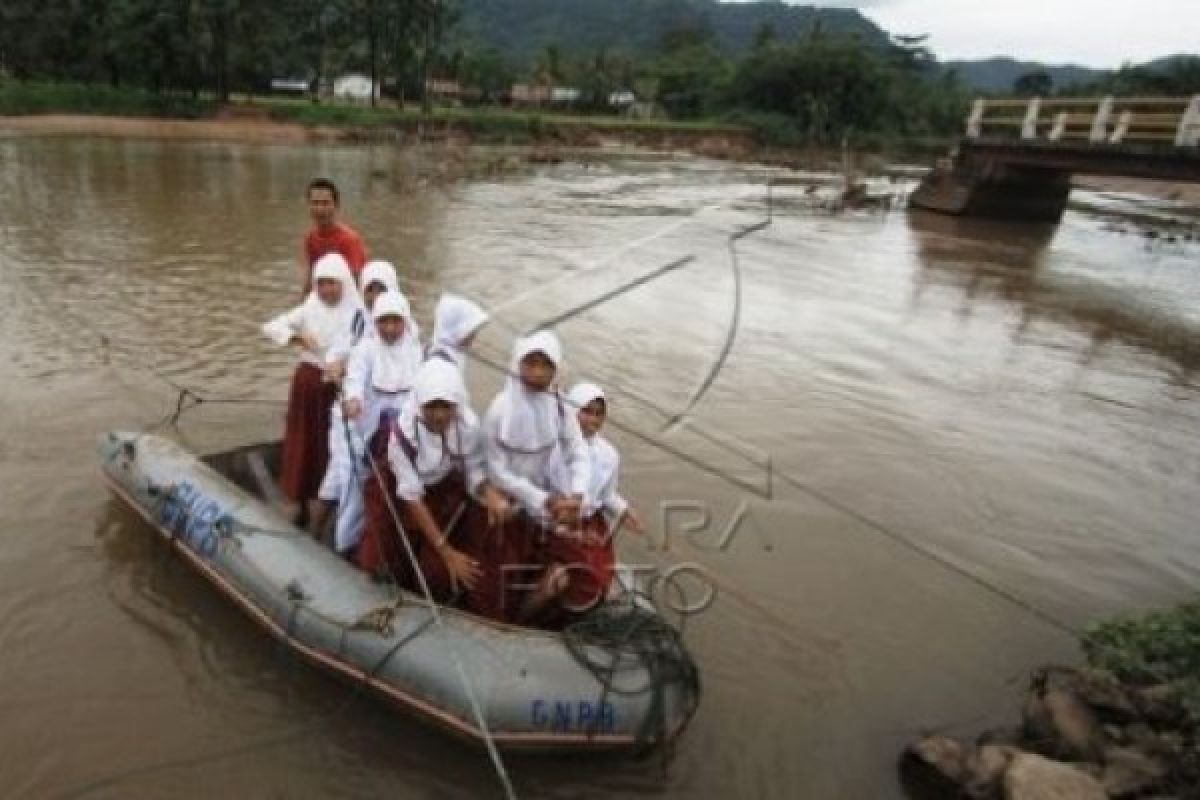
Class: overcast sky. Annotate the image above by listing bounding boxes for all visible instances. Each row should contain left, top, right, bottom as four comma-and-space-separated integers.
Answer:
798, 0, 1198, 67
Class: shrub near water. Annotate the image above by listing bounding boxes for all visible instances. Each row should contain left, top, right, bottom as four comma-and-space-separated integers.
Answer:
0, 81, 214, 118
1082, 599, 1200, 733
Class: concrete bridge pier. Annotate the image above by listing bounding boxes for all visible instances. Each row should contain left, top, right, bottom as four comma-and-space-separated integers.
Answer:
909, 160, 1072, 223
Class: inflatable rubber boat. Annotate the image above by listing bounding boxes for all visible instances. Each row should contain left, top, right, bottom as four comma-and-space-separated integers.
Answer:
98, 431, 700, 753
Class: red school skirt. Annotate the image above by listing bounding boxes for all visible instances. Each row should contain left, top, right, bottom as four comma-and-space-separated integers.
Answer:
458, 509, 541, 624
358, 461, 480, 605
543, 512, 615, 620
279, 362, 338, 504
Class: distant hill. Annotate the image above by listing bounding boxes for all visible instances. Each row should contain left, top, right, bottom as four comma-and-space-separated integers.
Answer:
454, 0, 890, 64
1142, 54, 1200, 72
942, 57, 1104, 93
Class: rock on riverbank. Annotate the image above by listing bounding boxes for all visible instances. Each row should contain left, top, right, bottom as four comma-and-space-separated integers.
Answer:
900, 666, 1194, 799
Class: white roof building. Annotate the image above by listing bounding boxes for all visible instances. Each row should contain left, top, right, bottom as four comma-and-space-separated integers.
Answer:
332, 73, 379, 103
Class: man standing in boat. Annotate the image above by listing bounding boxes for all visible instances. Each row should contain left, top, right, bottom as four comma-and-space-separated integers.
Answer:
302, 178, 368, 292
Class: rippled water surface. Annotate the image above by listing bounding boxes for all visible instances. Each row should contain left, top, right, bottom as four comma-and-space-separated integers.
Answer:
2, 136, 1199, 798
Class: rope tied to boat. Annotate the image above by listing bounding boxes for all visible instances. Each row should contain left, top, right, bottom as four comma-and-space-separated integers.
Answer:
347, 404, 519, 800
562, 589, 702, 758
350, 599, 406, 637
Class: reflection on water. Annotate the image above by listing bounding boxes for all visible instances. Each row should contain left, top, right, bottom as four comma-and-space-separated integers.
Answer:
1, 136, 1198, 798
909, 211, 1200, 380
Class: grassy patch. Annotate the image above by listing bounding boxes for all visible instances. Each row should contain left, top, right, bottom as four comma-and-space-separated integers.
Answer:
262, 96, 746, 140
1083, 599, 1200, 731
0, 80, 215, 118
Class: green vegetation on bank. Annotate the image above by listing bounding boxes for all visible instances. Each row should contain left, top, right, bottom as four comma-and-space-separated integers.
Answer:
0, 80, 214, 119
261, 95, 743, 136
1083, 599, 1200, 735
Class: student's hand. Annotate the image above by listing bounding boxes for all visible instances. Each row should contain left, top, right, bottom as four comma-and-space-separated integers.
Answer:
343, 398, 363, 420
550, 494, 582, 526
324, 360, 346, 384
298, 333, 321, 353
621, 508, 646, 536
440, 545, 482, 593
483, 486, 513, 528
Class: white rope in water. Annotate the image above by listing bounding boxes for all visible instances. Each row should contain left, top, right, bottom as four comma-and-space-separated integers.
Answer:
488, 197, 738, 316
356, 432, 518, 800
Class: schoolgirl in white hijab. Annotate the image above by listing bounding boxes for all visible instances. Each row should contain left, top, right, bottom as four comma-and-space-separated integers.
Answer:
483, 330, 590, 524
427, 293, 490, 372
262, 253, 366, 367
360, 259, 400, 299
344, 291, 424, 436
564, 382, 642, 530
261, 253, 365, 521
320, 261, 402, 511
532, 381, 645, 622
390, 360, 486, 501
328, 291, 423, 552
355, 360, 510, 605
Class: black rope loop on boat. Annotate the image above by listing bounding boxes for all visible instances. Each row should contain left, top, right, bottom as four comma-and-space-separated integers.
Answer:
561, 586, 702, 757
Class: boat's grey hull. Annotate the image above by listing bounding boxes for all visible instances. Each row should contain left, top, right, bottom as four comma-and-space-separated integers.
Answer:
98, 431, 698, 752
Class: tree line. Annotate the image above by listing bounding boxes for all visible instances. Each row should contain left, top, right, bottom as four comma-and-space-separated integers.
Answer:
0, 1, 454, 105
0, 3, 976, 145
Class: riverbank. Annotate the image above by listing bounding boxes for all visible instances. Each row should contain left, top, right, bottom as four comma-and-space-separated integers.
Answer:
0, 82, 952, 168
0, 112, 336, 144
901, 601, 1200, 799
0, 80, 758, 158
1075, 176, 1200, 208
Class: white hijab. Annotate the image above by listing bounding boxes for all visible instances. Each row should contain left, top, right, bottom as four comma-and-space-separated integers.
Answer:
360, 261, 419, 340
304, 253, 364, 356
567, 381, 617, 495
360, 260, 400, 295
496, 330, 565, 453
368, 291, 423, 393
399, 360, 470, 471
429, 293, 489, 367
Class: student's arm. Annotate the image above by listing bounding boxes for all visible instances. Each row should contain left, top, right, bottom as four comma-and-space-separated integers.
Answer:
342, 342, 371, 418
483, 402, 550, 517
463, 413, 513, 526
324, 310, 364, 383
561, 405, 592, 500
388, 433, 426, 504
388, 434, 481, 591
460, 417, 487, 497
262, 306, 309, 349
598, 452, 629, 520
597, 441, 642, 534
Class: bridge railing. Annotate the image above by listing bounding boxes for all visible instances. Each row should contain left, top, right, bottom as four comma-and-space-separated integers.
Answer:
965, 95, 1200, 148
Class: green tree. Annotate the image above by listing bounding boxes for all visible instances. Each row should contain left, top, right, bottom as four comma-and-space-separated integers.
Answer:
653, 22, 728, 119
727, 35, 892, 141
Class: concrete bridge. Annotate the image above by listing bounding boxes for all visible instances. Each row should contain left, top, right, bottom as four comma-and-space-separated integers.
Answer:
910, 95, 1200, 221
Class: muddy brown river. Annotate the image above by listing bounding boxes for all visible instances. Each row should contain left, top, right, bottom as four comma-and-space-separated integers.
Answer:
2, 136, 1199, 798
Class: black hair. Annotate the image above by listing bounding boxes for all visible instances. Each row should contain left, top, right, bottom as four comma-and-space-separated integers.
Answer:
306, 178, 340, 205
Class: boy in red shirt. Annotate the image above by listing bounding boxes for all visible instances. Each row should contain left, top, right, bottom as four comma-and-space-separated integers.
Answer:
302, 178, 368, 291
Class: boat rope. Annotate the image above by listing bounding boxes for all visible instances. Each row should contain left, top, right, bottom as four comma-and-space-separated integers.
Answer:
561, 583, 701, 760
350, 412, 519, 800
468, 176, 1080, 638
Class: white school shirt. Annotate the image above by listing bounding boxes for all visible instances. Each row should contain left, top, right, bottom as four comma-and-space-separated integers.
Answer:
387, 409, 487, 503
583, 434, 629, 523
262, 304, 365, 368
483, 391, 590, 520
343, 335, 420, 445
